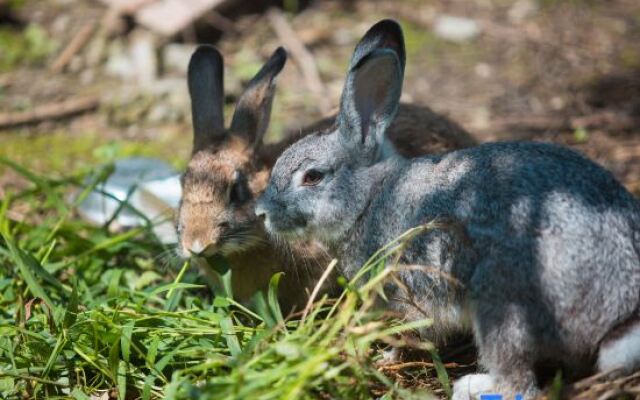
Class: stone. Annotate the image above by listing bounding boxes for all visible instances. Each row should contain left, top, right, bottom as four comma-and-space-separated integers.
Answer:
433, 15, 481, 43
508, 0, 539, 23
163, 43, 196, 74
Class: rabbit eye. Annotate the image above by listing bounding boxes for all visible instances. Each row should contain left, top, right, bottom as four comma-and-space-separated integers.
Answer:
302, 169, 324, 186
229, 172, 251, 205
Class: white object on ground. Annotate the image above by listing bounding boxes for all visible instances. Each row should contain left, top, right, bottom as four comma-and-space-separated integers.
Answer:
433, 15, 481, 43
76, 157, 182, 244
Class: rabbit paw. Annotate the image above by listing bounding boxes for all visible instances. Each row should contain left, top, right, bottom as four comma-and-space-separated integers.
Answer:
452, 373, 495, 400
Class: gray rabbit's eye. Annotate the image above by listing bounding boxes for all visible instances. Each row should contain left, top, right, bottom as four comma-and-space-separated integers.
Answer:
301, 169, 324, 186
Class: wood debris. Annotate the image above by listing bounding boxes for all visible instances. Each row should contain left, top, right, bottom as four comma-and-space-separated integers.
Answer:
0, 96, 100, 130
267, 7, 331, 114
50, 21, 98, 73
98, 0, 229, 37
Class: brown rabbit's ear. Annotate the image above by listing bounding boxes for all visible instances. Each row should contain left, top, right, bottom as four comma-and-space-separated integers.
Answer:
230, 47, 287, 150
188, 45, 225, 152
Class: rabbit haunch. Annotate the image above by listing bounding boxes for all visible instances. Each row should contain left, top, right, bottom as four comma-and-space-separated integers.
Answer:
256, 19, 640, 398
177, 40, 476, 312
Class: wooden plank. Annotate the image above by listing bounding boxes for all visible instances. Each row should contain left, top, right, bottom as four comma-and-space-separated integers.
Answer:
135, 0, 224, 37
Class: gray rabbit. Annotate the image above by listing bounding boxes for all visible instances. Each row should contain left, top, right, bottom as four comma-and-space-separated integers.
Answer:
255, 19, 640, 398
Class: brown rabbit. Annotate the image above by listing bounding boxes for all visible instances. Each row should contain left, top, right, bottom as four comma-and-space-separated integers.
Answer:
177, 44, 476, 312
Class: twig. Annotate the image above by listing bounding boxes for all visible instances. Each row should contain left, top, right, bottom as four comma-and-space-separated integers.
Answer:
202, 10, 239, 35
379, 361, 435, 371
567, 370, 640, 399
50, 21, 98, 73
301, 258, 338, 320
266, 8, 331, 114
0, 96, 100, 130
379, 360, 466, 372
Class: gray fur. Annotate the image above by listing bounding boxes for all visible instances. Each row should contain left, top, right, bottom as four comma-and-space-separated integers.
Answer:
256, 19, 640, 398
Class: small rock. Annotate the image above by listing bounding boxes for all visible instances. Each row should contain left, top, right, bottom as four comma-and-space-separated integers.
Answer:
529, 96, 544, 114
105, 41, 135, 80
129, 31, 158, 87
146, 102, 172, 124
163, 43, 196, 74
471, 107, 491, 131
80, 68, 95, 85
51, 14, 70, 35
474, 62, 492, 79
150, 77, 187, 98
146, 78, 189, 123
433, 15, 481, 43
333, 28, 354, 46
105, 32, 158, 86
146, 100, 185, 125
550, 96, 565, 111
400, 92, 414, 103
508, 0, 538, 23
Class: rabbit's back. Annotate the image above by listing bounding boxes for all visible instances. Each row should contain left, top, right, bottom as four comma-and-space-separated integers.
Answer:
383, 142, 639, 249
360, 142, 640, 354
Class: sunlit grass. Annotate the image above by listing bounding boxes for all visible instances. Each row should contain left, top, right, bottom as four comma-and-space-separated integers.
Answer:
0, 157, 442, 399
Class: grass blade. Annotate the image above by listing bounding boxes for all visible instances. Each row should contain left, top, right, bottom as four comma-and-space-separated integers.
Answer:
2, 233, 53, 308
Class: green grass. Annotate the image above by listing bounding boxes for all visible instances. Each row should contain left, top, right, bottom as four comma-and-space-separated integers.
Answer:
0, 24, 58, 72
0, 158, 443, 399
0, 130, 189, 176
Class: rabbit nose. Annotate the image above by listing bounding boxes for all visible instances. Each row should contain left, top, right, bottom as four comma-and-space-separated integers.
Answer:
188, 239, 205, 256
188, 239, 215, 257
254, 205, 267, 222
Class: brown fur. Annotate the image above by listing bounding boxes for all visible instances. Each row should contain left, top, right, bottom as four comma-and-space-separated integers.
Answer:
179, 104, 477, 313
178, 46, 478, 313
260, 103, 476, 166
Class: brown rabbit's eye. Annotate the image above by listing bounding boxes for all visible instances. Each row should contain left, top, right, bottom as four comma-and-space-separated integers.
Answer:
302, 169, 324, 186
229, 171, 251, 205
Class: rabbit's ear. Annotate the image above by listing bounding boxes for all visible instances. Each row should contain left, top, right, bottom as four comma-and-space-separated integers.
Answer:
230, 47, 287, 150
338, 20, 405, 157
349, 19, 406, 73
188, 45, 226, 152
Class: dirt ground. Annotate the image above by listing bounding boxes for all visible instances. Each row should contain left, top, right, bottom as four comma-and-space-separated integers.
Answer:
1, 0, 640, 397
2, 0, 640, 194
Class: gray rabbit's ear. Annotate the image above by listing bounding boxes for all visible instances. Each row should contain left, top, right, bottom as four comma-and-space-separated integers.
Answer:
230, 47, 287, 150
338, 21, 405, 157
188, 45, 226, 152
349, 19, 406, 73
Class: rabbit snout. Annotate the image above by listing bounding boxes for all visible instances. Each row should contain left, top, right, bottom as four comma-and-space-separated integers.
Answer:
178, 214, 230, 258
255, 190, 308, 239
179, 213, 260, 258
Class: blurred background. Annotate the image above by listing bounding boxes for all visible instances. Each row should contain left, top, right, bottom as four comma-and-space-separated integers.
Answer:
1, 0, 639, 196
